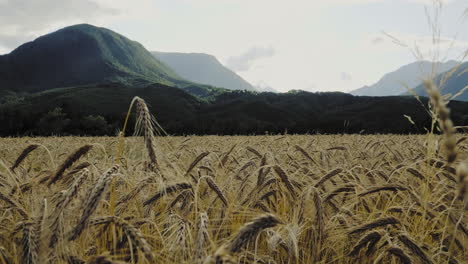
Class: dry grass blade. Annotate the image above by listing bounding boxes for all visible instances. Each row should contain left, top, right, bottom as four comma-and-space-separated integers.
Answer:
10, 144, 39, 172
348, 217, 400, 235
48, 145, 92, 186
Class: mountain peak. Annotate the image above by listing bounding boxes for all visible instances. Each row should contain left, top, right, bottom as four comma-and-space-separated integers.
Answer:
153, 51, 255, 91
350, 60, 460, 96
0, 24, 184, 92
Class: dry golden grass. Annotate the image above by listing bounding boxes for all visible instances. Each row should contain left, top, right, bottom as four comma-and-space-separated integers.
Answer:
0, 131, 467, 264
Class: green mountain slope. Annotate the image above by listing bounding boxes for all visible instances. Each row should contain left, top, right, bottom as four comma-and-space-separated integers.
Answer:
152, 52, 255, 91
405, 62, 468, 101
0, 24, 185, 92
351, 60, 459, 96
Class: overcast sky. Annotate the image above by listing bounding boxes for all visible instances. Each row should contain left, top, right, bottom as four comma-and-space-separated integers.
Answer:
0, 0, 466, 92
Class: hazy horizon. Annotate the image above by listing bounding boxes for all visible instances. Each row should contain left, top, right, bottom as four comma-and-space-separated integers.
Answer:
0, 0, 466, 93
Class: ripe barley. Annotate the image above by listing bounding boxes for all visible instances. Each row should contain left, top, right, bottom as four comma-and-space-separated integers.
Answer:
358, 184, 408, 197
314, 168, 343, 187
143, 182, 192, 207
348, 230, 383, 256
397, 233, 433, 264
48, 145, 92, 186
10, 144, 39, 172
205, 176, 228, 206
69, 165, 119, 241
348, 217, 400, 235
217, 214, 281, 257
273, 166, 297, 198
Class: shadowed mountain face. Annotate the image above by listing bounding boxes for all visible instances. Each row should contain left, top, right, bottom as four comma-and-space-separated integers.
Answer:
0, 24, 184, 92
405, 61, 468, 101
351, 61, 459, 96
152, 52, 255, 91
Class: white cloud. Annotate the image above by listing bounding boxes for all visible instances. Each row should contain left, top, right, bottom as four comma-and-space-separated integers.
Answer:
226, 47, 275, 72
0, 0, 119, 50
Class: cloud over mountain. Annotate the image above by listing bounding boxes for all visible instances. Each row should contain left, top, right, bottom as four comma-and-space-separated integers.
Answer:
225, 47, 275, 72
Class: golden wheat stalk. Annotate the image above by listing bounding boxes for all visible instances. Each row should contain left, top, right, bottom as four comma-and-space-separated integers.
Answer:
205, 176, 228, 206
424, 80, 457, 164
358, 184, 408, 197
456, 162, 467, 208
10, 144, 39, 172
314, 168, 343, 187
134, 97, 159, 170
0, 190, 28, 218
49, 169, 89, 248
273, 166, 297, 198
68, 165, 119, 241
48, 145, 92, 186
387, 246, 413, 264
397, 233, 433, 264
143, 182, 192, 207
217, 214, 281, 258
348, 230, 383, 256
348, 217, 400, 235
185, 152, 210, 178
195, 212, 209, 261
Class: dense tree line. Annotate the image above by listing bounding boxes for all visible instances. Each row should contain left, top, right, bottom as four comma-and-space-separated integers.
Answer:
0, 87, 467, 136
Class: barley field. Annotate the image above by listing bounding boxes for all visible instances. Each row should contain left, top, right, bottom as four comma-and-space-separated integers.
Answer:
0, 131, 466, 264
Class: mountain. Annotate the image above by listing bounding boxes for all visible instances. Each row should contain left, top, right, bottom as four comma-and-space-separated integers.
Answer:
152, 52, 255, 91
0, 24, 185, 92
405, 61, 468, 101
350, 60, 459, 96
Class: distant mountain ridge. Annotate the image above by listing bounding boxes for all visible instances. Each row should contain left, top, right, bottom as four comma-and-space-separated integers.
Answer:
152, 51, 255, 91
351, 60, 459, 96
405, 61, 468, 101
0, 24, 186, 92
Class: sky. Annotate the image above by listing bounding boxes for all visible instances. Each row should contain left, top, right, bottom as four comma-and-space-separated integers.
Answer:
0, 0, 467, 92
